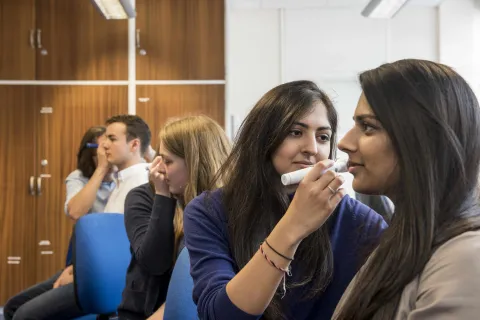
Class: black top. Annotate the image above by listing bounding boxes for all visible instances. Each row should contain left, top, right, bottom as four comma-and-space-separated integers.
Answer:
117, 183, 183, 320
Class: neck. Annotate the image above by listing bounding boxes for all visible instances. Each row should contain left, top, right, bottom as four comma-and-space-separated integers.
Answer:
116, 155, 144, 172
284, 184, 298, 195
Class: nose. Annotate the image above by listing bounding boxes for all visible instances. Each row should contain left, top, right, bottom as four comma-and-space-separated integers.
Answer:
301, 133, 318, 156
157, 159, 167, 174
103, 139, 110, 149
338, 128, 357, 155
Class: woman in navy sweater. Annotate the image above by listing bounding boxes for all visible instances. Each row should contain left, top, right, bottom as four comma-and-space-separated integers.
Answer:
184, 80, 387, 320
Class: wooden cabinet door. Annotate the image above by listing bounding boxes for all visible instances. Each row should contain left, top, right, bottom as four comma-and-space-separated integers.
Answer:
136, 85, 225, 148
0, 86, 37, 305
0, 0, 36, 80
34, 85, 128, 281
35, 0, 128, 80
136, 0, 225, 80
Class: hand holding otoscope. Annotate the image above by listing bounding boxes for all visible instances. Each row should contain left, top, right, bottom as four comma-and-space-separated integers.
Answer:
280, 159, 348, 242
281, 159, 348, 186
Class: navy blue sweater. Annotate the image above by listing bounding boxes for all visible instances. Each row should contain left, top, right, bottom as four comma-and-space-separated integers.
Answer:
183, 190, 387, 320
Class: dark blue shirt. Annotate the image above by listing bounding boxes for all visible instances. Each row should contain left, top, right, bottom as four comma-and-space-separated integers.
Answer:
184, 190, 387, 320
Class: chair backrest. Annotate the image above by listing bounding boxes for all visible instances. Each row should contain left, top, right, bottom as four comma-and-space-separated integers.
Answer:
164, 247, 199, 320
73, 213, 131, 315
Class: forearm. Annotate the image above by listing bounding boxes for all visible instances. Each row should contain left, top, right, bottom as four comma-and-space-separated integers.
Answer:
67, 168, 108, 220
225, 217, 301, 315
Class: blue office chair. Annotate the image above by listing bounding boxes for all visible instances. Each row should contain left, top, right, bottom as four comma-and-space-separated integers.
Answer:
163, 247, 199, 320
73, 213, 131, 316
72, 315, 98, 320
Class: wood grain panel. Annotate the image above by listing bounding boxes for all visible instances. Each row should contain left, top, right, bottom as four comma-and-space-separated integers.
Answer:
35, 0, 128, 80
0, 86, 37, 305
34, 86, 128, 281
136, 85, 225, 148
136, 0, 225, 80
0, 0, 36, 80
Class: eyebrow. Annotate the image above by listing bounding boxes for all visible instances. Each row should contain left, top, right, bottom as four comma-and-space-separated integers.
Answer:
293, 121, 332, 131
353, 114, 379, 121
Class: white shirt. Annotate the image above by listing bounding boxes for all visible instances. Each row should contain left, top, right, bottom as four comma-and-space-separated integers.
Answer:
103, 162, 149, 214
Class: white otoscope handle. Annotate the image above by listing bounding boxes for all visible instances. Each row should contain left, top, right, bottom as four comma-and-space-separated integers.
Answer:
281, 159, 348, 186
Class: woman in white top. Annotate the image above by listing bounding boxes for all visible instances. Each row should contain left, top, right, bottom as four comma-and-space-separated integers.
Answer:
65, 126, 115, 220
332, 59, 480, 319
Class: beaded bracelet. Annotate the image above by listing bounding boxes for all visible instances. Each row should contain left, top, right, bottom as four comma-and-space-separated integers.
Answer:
259, 243, 292, 298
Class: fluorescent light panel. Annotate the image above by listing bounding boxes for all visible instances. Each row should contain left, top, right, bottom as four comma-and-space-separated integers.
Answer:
91, 0, 136, 19
362, 0, 410, 19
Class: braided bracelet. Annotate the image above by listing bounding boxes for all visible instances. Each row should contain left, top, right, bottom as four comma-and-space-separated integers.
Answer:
264, 239, 294, 261
259, 243, 292, 298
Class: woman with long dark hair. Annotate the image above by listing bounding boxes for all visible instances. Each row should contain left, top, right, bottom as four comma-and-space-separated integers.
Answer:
183, 80, 387, 319
333, 59, 480, 319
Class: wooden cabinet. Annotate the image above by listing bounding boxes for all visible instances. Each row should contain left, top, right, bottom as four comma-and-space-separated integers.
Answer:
136, 85, 225, 147
0, 0, 225, 306
35, 0, 128, 80
0, 85, 128, 304
136, 0, 225, 80
0, 0, 128, 80
0, 0, 36, 80
0, 86, 38, 304
34, 86, 128, 282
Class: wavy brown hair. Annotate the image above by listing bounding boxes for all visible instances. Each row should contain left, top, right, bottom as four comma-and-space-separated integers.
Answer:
155, 115, 231, 257
334, 59, 480, 319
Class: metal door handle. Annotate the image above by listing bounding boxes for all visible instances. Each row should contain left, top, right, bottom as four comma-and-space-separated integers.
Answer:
36, 29, 42, 49
37, 177, 42, 196
29, 176, 35, 195
29, 30, 35, 48
136, 29, 147, 55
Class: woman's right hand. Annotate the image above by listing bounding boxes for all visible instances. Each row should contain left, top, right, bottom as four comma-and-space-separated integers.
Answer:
96, 135, 111, 172
149, 156, 170, 197
283, 159, 346, 243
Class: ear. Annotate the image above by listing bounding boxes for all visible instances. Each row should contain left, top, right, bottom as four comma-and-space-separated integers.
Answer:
130, 138, 141, 153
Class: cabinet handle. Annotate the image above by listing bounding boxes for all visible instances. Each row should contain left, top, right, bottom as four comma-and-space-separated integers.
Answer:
37, 177, 42, 196
136, 29, 147, 56
36, 29, 42, 49
136, 29, 141, 48
29, 29, 35, 48
29, 176, 35, 195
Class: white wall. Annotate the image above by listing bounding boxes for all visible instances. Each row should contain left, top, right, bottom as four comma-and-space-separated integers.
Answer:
226, 0, 480, 137
226, 1, 441, 139
225, 0, 480, 195
225, 7, 281, 139
283, 5, 438, 138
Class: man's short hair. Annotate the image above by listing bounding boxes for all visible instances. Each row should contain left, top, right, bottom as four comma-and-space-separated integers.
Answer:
106, 115, 151, 154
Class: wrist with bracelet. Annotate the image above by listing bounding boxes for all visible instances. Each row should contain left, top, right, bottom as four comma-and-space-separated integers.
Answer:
259, 239, 295, 298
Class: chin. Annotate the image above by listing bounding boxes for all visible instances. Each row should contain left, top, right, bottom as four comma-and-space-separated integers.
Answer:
352, 181, 383, 195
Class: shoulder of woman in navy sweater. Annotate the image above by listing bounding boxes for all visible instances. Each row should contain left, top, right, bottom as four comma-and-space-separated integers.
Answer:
184, 189, 225, 221
333, 194, 388, 243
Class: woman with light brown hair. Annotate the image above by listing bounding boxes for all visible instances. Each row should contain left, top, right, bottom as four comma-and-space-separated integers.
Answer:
117, 115, 231, 320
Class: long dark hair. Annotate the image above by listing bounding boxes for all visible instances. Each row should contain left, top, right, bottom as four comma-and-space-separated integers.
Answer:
214, 80, 338, 319
335, 59, 480, 319
77, 126, 106, 178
